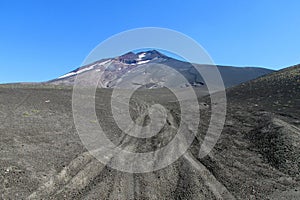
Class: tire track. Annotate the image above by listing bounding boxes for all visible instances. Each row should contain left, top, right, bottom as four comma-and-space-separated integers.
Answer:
27, 98, 235, 199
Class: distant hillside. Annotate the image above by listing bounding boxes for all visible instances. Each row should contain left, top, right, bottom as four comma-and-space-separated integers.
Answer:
227, 64, 300, 119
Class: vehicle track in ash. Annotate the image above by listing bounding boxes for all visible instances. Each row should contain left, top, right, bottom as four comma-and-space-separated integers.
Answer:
27, 94, 234, 200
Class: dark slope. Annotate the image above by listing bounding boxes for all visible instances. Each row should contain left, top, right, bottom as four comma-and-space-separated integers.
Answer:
196, 64, 300, 199
227, 64, 300, 119
217, 65, 274, 88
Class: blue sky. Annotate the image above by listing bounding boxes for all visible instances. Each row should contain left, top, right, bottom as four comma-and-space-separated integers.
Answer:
0, 0, 299, 83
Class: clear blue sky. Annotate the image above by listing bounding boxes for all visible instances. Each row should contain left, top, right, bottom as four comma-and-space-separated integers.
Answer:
0, 0, 299, 83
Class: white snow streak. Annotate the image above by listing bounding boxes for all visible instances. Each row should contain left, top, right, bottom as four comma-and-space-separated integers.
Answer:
137, 60, 151, 65
58, 60, 112, 79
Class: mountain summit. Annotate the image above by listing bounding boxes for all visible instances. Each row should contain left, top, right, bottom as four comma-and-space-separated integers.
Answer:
48, 50, 274, 88
117, 50, 167, 65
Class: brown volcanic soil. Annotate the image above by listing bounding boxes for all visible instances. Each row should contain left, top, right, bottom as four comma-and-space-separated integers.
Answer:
0, 65, 299, 199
